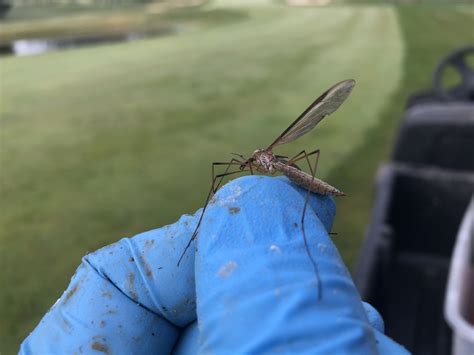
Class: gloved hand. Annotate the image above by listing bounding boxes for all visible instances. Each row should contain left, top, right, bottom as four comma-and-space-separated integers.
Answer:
20, 176, 409, 354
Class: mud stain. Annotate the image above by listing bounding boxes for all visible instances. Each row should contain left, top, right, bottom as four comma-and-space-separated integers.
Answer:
127, 272, 138, 301
228, 207, 240, 214
101, 291, 112, 299
91, 341, 108, 353
139, 254, 153, 278
218, 261, 238, 278
144, 239, 155, 249
63, 284, 78, 305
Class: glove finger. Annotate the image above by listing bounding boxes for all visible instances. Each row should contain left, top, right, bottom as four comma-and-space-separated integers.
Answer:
195, 175, 378, 354
20, 211, 201, 354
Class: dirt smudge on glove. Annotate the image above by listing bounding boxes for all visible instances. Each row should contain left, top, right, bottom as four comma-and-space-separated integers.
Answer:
217, 261, 238, 278
127, 272, 138, 302
91, 341, 108, 353
91, 336, 108, 353
228, 207, 240, 214
62, 284, 78, 305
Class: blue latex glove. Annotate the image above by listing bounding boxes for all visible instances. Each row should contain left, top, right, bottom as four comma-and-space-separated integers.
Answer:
20, 176, 409, 354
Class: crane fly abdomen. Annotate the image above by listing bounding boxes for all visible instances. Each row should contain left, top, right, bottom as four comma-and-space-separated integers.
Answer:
251, 149, 345, 196
273, 161, 345, 196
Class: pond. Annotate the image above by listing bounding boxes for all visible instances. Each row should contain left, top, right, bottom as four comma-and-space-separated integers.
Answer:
0, 28, 176, 57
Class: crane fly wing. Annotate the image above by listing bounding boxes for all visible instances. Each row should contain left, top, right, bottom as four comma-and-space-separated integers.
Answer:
267, 79, 356, 149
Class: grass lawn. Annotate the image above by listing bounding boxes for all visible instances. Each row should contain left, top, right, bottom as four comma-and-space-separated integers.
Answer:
1, 2, 473, 353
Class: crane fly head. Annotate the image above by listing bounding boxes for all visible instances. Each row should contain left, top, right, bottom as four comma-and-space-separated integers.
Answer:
236, 149, 267, 171
250, 149, 275, 173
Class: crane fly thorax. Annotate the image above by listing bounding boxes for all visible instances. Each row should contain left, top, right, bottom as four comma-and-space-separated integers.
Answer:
252, 149, 276, 173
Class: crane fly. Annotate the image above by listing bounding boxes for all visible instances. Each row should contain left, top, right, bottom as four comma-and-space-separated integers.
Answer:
178, 79, 356, 294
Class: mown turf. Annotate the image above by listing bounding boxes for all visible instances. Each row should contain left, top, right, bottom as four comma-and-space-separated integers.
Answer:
0, 2, 473, 353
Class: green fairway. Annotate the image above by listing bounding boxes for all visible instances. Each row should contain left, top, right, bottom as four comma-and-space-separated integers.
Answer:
1, 2, 473, 353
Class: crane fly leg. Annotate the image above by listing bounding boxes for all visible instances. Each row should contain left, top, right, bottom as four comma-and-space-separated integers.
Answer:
231, 152, 247, 160
288, 150, 307, 162
212, 159, 243, 193
289, 148, 320, 164
288, 149, 320, 176
230, 153, 256, 175
248, 163, 254, 175
177, 161, 248, 266
300, 148, 322, 299
290, 150, 336, 235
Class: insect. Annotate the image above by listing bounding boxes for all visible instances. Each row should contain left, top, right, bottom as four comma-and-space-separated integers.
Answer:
178, 79, 356, 283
